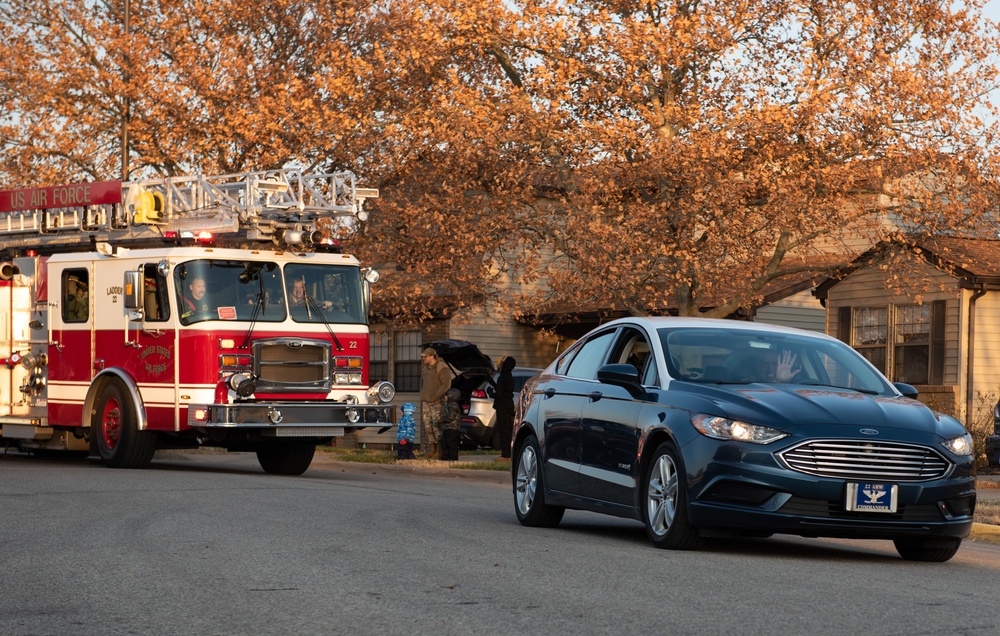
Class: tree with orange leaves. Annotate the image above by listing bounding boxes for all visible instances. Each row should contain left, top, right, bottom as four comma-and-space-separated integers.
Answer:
2, 0, 999, 320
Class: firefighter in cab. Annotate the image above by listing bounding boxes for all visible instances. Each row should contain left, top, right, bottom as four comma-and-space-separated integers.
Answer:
180, 274, 214, 321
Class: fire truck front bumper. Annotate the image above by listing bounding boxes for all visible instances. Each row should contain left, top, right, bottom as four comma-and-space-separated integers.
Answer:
187, 401, 395, 437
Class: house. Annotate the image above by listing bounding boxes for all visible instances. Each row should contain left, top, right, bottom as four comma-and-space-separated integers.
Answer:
814, 236, 1000, 429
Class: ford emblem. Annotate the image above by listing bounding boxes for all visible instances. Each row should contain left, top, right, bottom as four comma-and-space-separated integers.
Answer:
859, 428, 879, 436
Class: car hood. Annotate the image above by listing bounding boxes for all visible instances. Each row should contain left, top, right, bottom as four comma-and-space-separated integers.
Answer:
685, 382, 966, 439
425, 339, 495, 375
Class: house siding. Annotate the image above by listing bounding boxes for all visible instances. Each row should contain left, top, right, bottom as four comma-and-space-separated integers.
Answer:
754, 289, 826, 332
450, 315, 564, 370
968, 289, 1000, 430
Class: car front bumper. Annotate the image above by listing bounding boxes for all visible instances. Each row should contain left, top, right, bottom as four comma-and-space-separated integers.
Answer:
681, 437, 976, 540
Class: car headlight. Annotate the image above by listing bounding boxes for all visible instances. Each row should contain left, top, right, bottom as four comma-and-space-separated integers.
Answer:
691, 413, 788, 444
941, 433, 974, 457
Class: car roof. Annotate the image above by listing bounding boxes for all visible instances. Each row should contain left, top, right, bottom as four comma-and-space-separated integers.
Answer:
599, 316, 838, 341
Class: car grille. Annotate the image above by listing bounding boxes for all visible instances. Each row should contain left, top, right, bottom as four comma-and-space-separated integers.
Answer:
778, 440, 951, 481
253, 338, 331, 392
779, 497, 947, 522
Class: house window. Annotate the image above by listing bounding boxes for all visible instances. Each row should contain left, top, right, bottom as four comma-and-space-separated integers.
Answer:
894, 304, 934, 384
393, 331, 422, 392
367, 329, 433, 392
852, 307, 887, 373
370, 331, 389, 383
844, 301, 944, 384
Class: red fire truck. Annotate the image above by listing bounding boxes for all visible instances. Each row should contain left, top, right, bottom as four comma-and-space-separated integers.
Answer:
0, 169, 395, 475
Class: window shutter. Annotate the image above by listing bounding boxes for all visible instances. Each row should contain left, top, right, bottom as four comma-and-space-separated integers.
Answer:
837, 307, 852, 344
929, 300, 945, 385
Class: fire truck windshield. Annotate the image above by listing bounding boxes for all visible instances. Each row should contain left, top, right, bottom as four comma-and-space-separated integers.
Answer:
173, 260, 366, 326
284, 264, 365, 325
175, 259, 286, 325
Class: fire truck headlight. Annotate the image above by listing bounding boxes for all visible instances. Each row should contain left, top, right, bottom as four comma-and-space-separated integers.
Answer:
368, 381, 395, 404
345, 407, 361, 424
226, 373, 256, 398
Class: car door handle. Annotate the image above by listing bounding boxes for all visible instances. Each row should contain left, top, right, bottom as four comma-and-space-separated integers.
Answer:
543, 388, 556, 398
588, 391, 603, 402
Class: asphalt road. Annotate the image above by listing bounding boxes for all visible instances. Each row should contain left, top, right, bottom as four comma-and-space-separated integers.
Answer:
2, 450, 999, 636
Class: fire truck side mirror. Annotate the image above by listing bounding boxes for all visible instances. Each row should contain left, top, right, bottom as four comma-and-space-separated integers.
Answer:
123, 270, 143, 314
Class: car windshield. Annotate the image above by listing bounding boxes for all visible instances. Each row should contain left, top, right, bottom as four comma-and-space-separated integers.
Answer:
657, 327, 891, 394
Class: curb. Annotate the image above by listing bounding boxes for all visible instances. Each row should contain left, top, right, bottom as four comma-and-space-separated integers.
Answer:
311, 453, 511, 485
971, 523, 1000, 545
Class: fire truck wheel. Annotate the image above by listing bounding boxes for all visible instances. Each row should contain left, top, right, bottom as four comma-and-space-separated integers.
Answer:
256, 442, 316, 475
93, 380, 156, 469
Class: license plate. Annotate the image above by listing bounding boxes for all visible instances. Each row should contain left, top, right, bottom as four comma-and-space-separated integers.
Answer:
845, 482, 898, 513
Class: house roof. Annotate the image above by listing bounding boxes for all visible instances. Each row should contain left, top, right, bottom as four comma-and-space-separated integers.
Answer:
814, 236, 1000, 300
914, 236, 1000, 278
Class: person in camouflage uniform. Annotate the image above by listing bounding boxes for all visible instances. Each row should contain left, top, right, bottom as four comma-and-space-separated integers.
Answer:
437, 387, 462, 461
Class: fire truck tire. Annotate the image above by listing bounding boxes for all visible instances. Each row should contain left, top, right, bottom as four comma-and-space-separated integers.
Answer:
93, 380, 157, 469
256, 442, 316, 475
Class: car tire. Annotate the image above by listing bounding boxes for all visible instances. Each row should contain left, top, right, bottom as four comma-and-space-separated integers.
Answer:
642, 442, 702, 550
892, 537, 962, 562
514, 434, 564, 527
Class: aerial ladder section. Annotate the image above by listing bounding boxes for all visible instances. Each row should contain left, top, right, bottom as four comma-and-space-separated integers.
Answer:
0, 169, 378, 253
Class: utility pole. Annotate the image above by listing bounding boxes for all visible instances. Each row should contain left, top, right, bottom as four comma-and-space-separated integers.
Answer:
120, 0, 130, 182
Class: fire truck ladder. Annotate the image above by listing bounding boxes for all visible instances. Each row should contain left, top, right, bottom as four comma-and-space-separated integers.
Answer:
0, 169, 378, 253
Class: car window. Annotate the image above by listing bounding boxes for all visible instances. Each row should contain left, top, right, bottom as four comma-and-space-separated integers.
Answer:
565, 330, 616, 380
608, 326, 657, 385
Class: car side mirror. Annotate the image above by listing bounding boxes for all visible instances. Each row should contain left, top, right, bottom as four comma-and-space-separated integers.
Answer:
893, 382, 918, 399
597, 363, 647, 399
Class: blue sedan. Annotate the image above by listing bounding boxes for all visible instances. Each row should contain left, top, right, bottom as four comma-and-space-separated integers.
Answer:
512, 317, 975, 561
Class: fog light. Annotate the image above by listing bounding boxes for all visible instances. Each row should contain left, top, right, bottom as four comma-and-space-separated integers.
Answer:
346, 407, 361, 424
226, 373, 256, 397
368, 381, 395, 404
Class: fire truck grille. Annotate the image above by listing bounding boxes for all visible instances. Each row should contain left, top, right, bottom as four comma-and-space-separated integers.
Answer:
253, 338, 331, 392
